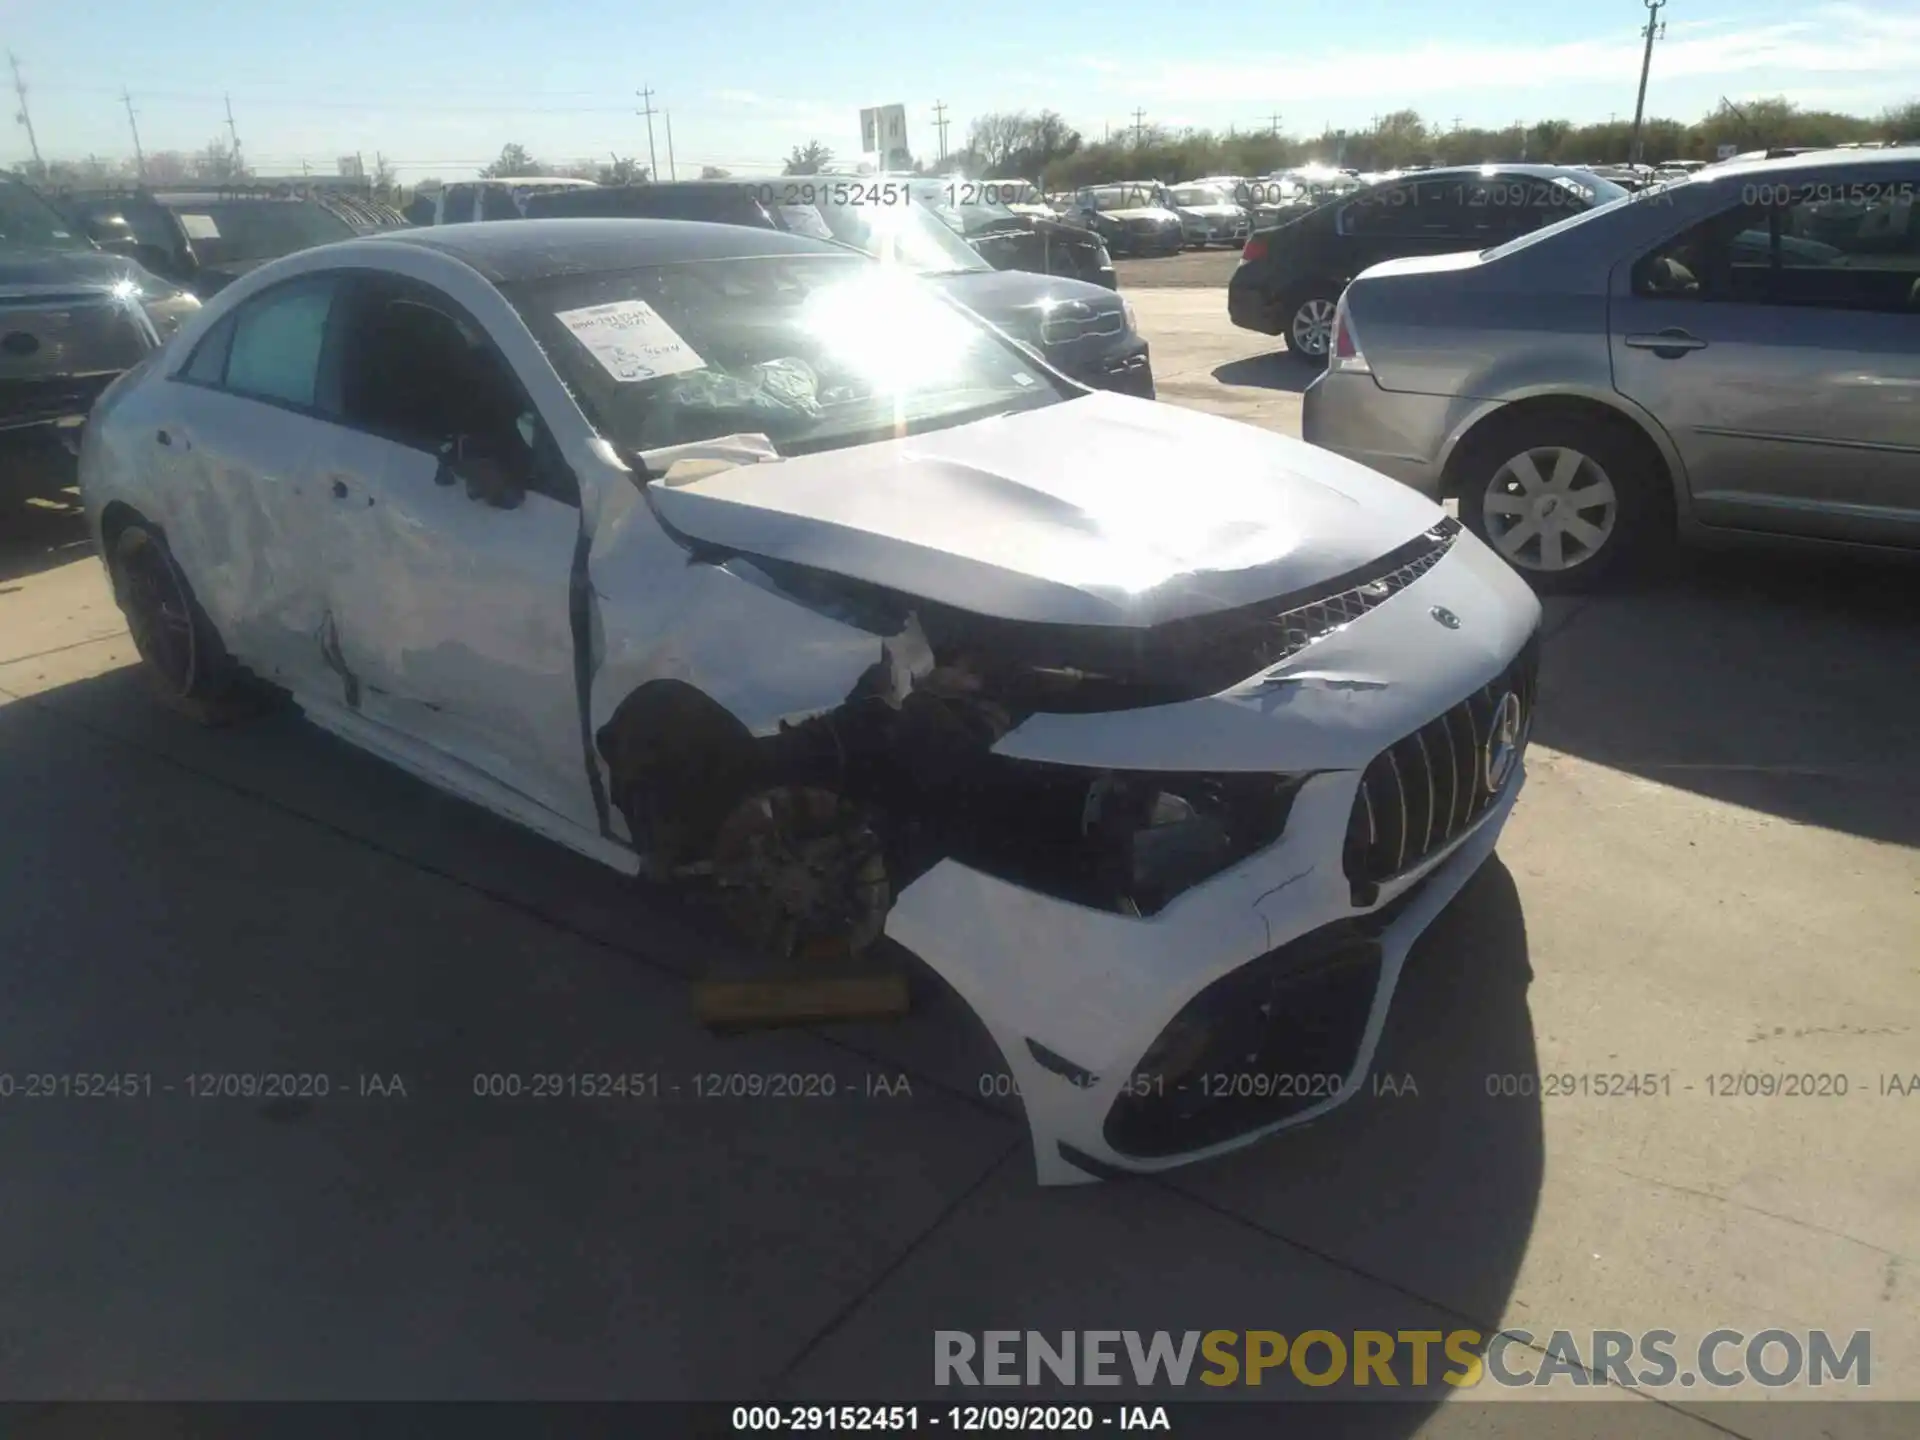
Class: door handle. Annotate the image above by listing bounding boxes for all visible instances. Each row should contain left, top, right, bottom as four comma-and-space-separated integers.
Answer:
1624, 329, 1709, 357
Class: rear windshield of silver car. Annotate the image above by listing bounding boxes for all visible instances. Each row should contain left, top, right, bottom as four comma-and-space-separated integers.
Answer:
503, 253, 1062, 462
1476, 173, 1632, 258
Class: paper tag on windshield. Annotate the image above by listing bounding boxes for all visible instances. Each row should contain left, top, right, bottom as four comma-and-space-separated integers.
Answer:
555, 300, 706, 383
777, 204, 834, 241
178, 214, 220, 240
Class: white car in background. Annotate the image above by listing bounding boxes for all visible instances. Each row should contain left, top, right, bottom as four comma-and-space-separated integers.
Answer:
1168, 183, 1252, 246
81, 218, 1541, 1184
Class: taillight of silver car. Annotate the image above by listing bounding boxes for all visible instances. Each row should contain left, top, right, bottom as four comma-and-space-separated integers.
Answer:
1329, 295, 1370, 375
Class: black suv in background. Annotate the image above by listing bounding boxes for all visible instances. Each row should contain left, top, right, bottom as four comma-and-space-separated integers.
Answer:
1229, 165, 1625, 364
0, 174, 201, 522
52, 187, 409, 299
525, 179, 1153, 397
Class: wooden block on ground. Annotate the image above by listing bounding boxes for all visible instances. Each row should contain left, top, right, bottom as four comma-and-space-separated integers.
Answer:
693, 945, 911, 1030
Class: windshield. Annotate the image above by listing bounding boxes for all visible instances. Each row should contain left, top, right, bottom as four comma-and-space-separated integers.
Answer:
790, 193, 989, 274
175, 201, 355, 267
1479, 185, 1636, 260
0, 178, 91, 251
1172, 185, 1228, 207
504, 255, 1060, 462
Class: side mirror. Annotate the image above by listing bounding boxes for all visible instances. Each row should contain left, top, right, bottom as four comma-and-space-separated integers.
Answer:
441, 439, 529, 510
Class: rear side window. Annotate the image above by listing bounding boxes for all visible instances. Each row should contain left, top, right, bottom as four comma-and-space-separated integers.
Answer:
179, 312, 237, 385
440, 185, 477, 224
223, 277, 337, 408
481, 186, 522, 221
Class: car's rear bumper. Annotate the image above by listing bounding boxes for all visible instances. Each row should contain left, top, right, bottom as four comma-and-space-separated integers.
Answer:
1227, 274, 1281, 334
1301, 370, 1453, 496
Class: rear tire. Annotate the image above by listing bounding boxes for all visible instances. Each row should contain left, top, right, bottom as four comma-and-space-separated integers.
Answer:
107, 520, 265, 724
1281, 286, 1341, 366
1454, 412, 1666, 594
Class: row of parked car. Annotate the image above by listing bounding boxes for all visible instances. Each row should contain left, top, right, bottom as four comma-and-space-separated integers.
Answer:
0, 170, 1153, 522
1222, 147, 1920, 587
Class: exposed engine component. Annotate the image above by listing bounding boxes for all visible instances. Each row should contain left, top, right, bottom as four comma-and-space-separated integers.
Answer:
707, 786, 890, 961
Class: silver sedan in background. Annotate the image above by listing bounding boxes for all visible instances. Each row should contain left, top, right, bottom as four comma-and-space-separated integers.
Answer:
1302, 148, 1920, 590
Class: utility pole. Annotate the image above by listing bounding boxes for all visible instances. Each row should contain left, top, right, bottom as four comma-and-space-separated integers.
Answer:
9, 53, 43, 175
636, 87, 659, 183
1268, 112, 1281, 137
664, 109, 676, 181
1131, 107, 1146, 147
1628, 0, 1667, 165
931, 101, 949, 161
121, 88, 146, 181
223, 92, 243, 173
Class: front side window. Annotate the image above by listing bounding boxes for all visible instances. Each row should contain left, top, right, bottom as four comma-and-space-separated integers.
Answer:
1633, 172, 1920, 312
504, 254, 1061, 463
224, 277, 337, 407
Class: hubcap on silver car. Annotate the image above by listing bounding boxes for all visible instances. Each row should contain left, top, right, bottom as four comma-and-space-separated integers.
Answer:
1483, 446, 1619, 572
1289, 298, 1338, 357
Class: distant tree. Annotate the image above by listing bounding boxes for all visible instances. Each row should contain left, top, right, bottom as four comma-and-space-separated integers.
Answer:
190, 137, 248, 184
599, 155, 648, 185
783, 141, 832, 175
141, 151, 192, 186
481, 143, 543, 178
699, 165, 731, 179
1881, 100, 1920, 140
371, 155, 397, 194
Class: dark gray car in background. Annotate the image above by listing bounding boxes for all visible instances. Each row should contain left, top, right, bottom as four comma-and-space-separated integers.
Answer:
1302, 148, 1920, 589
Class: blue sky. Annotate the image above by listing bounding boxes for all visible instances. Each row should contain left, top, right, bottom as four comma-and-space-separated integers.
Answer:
2, 0, 1914, 179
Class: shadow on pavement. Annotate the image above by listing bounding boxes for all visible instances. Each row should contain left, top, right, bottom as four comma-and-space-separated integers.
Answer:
785, 860, 1542, 1435
1211, 352, 1315, 394
0, 494, 92, 586
1534, 543, 1920, 848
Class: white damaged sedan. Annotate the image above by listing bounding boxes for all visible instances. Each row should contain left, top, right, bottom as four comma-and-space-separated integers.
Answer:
81, 219, 1541, 1185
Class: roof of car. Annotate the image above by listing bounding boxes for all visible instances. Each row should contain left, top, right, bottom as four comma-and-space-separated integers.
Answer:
1698, 143, 1920, 179
365, 217, 852, 282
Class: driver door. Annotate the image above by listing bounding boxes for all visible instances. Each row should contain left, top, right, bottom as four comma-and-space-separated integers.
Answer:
310, 272, 596, 830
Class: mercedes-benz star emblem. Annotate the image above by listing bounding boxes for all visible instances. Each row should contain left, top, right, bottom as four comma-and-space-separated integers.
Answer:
1430, 606, 1461, 629
1483, 691, 1524, 792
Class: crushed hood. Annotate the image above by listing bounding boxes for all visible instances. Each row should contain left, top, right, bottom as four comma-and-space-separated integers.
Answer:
645, 392, 1445, 628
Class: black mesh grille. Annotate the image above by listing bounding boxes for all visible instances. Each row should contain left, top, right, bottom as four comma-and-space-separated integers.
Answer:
1103, 920, 1383, 1158
1244, 517, 1461, 670
1342, 632, 1540, 906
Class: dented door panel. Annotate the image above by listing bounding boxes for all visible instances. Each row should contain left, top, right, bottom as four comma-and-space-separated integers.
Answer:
159, 383, 337, 697
318, 430, 594, 833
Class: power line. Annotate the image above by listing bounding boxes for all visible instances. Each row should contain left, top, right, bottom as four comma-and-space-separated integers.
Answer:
1629, 0, 1668, 165
120, 87, 145, 180
636, 86, 659, 182
10, 53, 43, 172
223, 92, 242, 171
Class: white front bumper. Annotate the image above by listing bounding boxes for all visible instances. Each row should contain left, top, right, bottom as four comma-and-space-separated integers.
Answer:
880, 531, 1542, 1185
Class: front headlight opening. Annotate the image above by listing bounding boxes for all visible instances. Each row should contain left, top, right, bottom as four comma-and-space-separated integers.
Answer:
935, 761, 1307, 917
